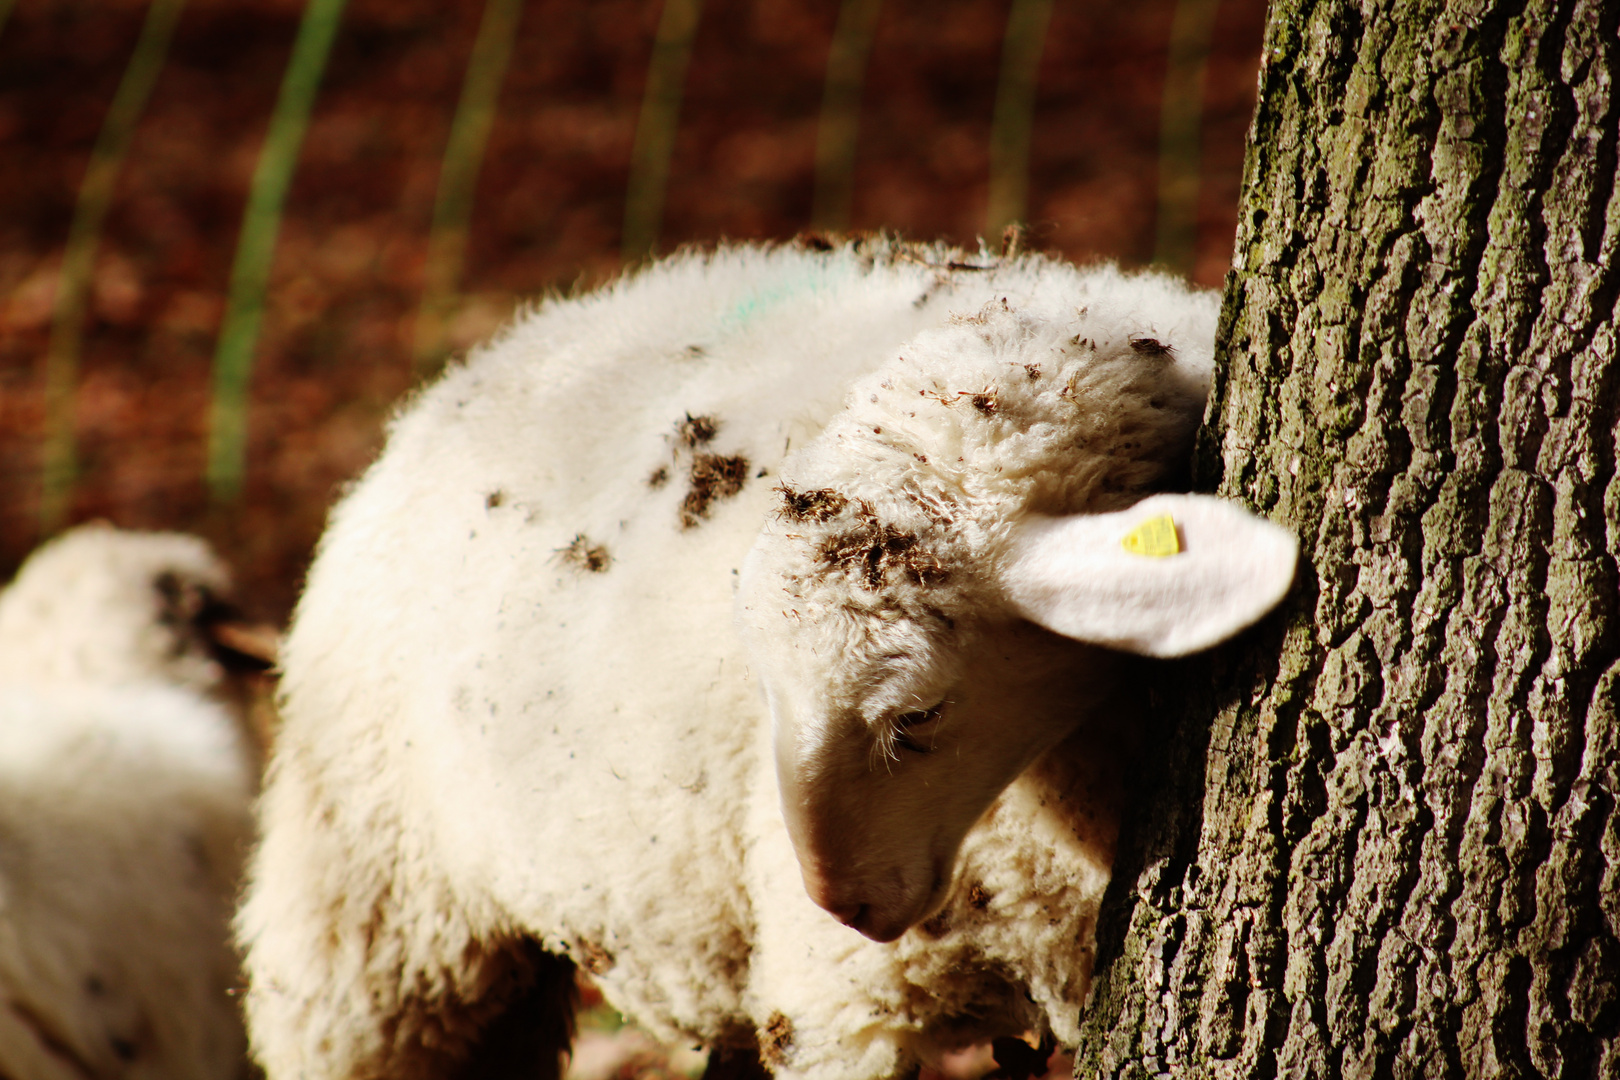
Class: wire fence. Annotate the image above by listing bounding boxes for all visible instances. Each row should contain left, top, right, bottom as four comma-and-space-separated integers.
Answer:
0, 0, 1262, 609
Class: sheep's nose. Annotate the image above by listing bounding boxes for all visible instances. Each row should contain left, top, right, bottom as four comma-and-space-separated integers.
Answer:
825, 901, 868, 929
815, 894, 881, 938
800, 864, 865, 924
807, 876, 905, 941
809, 887, 891, 940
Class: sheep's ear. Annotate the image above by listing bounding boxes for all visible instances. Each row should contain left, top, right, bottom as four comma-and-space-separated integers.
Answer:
995, 493, 1298, 658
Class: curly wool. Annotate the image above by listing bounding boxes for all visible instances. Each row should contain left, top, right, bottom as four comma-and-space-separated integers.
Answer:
238, 238, 1218, 1080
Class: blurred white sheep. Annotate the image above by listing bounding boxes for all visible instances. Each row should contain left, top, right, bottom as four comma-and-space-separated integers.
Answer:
0, 525, 274, 1080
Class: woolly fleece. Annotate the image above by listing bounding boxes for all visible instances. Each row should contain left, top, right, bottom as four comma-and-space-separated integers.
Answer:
239, 239, 1227, 1080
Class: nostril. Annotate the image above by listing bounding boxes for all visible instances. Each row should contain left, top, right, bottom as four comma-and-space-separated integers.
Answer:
817, 897, 865, 925
842, 904, 869, 931
802, 865, 866, 925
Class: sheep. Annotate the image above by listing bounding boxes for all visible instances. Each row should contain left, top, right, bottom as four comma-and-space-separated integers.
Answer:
237, 237, 1297, 1080
0, 525, 272, 1080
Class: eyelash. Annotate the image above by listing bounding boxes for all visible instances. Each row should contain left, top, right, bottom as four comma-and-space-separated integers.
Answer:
892, 703, 945, 754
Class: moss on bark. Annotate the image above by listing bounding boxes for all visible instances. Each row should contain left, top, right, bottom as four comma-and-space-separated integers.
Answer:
1074, 1, 1620, 1076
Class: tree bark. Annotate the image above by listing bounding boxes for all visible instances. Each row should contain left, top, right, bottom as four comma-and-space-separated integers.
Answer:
1074, 1, 1620, 1077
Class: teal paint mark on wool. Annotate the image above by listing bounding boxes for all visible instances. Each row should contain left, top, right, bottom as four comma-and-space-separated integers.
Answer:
718, 268, 847, 334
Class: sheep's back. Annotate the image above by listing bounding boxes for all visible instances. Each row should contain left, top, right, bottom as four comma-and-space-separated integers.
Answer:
250, 240, 1203, 1052
260, 244, 975, 1040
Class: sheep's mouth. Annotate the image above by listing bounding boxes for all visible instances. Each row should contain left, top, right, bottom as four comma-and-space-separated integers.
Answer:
199, 609, 280, 674
851, 856, 954, 944
851, 906, 909, 943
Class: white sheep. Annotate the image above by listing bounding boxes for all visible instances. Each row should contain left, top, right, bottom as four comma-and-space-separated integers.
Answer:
0, 525, 269, 1080
238, 238, 1296, 1080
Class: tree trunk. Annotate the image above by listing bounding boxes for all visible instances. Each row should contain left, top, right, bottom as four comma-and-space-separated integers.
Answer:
1075, 1, 1620, 1077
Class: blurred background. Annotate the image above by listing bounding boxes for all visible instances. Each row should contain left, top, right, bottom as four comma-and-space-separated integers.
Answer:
0, 0, 1268, 623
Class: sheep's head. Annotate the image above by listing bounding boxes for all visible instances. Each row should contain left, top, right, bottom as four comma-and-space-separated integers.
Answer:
0, 524, 276, 691
737, 305, 1298, 942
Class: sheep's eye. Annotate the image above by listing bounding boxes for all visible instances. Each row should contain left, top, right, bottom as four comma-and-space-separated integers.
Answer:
892, 703, 945, 754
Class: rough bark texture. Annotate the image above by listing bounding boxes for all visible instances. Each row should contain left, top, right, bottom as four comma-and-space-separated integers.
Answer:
1074, 1, 1620, 1077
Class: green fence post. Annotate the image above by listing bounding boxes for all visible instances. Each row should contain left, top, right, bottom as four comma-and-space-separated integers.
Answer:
207, 0, 349, 506
411, 0, 526, 379
811, 0, 884, 232
622, 0, 704, 262
1154, 0, 1221, 276
985, 0, 1054, 242
39, 0, 188, 537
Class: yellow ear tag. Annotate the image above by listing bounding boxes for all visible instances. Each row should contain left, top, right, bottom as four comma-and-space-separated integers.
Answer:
1121, 514, 1181, 557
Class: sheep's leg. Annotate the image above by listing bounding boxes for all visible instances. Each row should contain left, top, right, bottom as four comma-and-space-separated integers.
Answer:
701, 1034, 771, 1080
346, 931, 575, 1080
239, 746, 579, 1080
449, 944, 579, 1080
986, 1035, 1056, 1080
